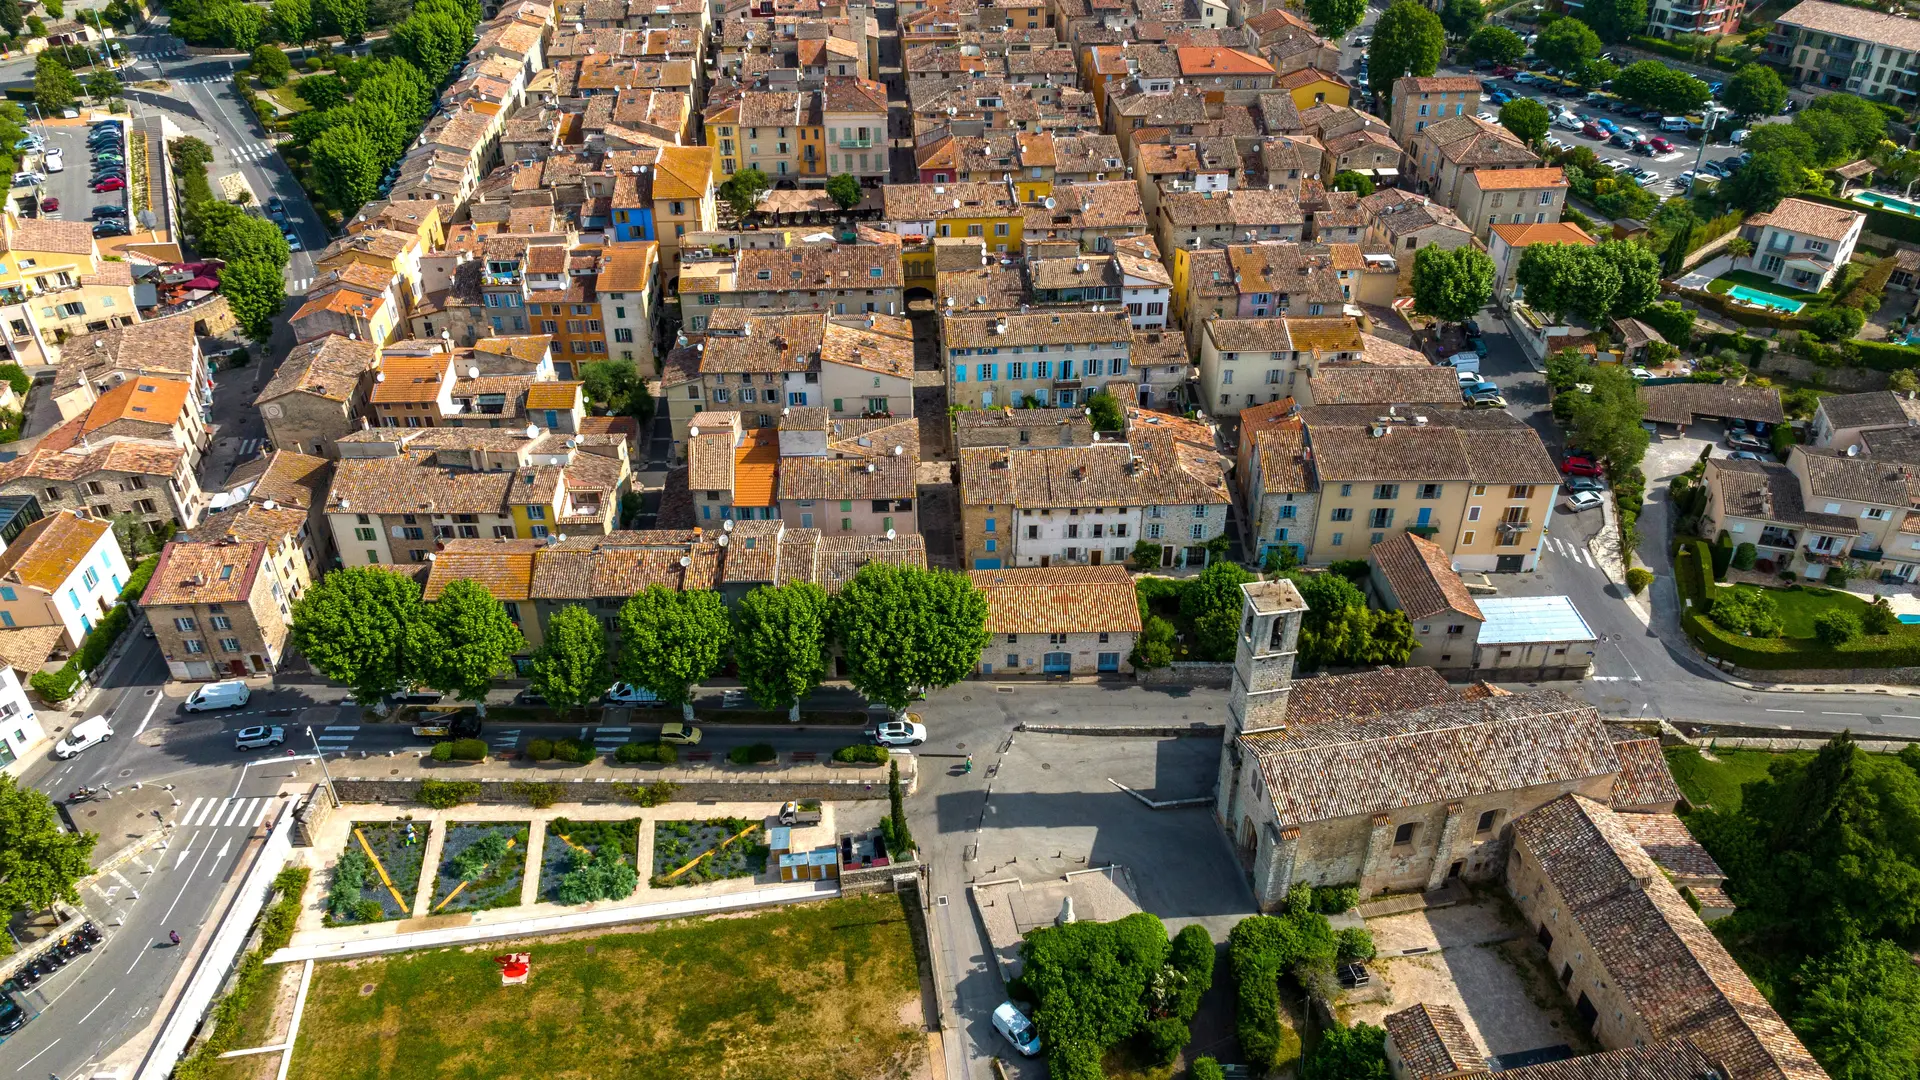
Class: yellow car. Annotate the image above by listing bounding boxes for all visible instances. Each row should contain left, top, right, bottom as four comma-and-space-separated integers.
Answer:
660, 722, 703, 745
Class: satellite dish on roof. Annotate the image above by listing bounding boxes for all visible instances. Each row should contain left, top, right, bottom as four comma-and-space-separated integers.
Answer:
886, 527, 896, 540
525, 423, 539, 438
723, 518, 735, 531
717, 533, 729, 546
468, 366, 480, 378
1044, 196, 1056, 208
679, 555, 692, 567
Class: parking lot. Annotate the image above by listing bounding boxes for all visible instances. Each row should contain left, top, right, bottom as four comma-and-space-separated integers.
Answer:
19, 118, 130, 234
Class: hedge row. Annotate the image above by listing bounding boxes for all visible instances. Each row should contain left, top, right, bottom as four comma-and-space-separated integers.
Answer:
429, 738, 487, 761
1676, 540, 1920, 669
172, 868, 310, 1080
614, 741, 677, 764
1850, 340, 1920, 372
30, 600, 136, 703
833, 743, 890, 764
1626, 34, 1741, 70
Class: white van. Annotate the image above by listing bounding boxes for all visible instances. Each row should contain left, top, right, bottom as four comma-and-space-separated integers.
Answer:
52, 715, 113, 759
1659, 116, 1689, 132
185, 680, 251, 712
1443, 351, 1481, 374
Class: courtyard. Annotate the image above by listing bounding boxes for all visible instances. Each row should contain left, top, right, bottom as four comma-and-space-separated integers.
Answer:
1343, 898, 1597, 1069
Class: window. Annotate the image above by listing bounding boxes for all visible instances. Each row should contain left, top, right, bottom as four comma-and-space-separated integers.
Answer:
1418, 484, 1441, 500
1330, 507, 1352, 522
1462, 531, 1475, 545
220, 638, 242, 653
1509, 485, 1533, 499
1369, 508, 1394, 529
1190, 524, 1205, 539
174, 617, 197, 631
527, 506, 546, 520
1476, 809, 1498, 833
184, 639, 205, 654
211, 616, 232, 631
1374, 484, 1399, 500
1393, 822, 1416, 845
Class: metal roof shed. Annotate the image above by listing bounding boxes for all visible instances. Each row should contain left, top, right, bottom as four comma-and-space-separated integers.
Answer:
1475, 596, 1596, 646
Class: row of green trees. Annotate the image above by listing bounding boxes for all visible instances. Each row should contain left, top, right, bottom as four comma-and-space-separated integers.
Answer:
1132, 562, 1416, 671
1017, 913, 1216, 1079
288, 52, 443, 218
1720, 92, 1889, 213
290, 562, 993, 721
170, 0, 383, 51
170, 137, 288, 342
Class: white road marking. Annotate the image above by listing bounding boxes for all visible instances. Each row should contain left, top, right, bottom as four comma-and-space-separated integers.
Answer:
13, 1037, 59, 1070
133, 690, 164, 737
126, 942, 150, 974
178, 796, 205, 826
1766, 709, 1805, 713
1822, 711, 1865, 716
252, 798, 278, 827
76, 987, 116, 1024
159, 841, 215, 924
209, 838, 232, 876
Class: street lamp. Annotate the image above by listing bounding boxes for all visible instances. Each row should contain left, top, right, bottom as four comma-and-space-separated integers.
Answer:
307, 725, 340, 808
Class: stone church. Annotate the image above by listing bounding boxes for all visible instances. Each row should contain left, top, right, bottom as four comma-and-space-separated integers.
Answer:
1214, 579, 1680, 911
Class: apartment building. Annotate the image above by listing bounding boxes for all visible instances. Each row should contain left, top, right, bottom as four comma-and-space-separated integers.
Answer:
1024, 251, 1173, 330
1488, 220, 1597, 303
0, 413, 207, 534
685, 409, 919, 535
957, 407, 1232, 569
660, 311, 916, 453
1768, 0, 1920, 101
883, 181, 1027, 261
0, 215, 141, 369
1360, 189, 1475, 293
0, 511, 129, 648
604, 145, 715, 284
942, 309, 1138, 409
1408, 115, 1541, 208
48, 305, 214, 424
194, 449, 336, 581
1298, 406, 1562, 570
1455, 167, 1568, 241
288, 272, 405, 346
1647, 0, 1742, 38
678, 240, 906, 330
1237, 400, 1316, 564
1736, 197, 1865, 293
971, 565, 1141, 676
314, 229, 428, 319
595, 242, 661, 366
1197, 315, 1365, 413
326, 428, 632, 564
1388, 75, 1480, 147
141, 533, 308, 679
1154, 188, 1306, 256
1172, 242, 1349, 342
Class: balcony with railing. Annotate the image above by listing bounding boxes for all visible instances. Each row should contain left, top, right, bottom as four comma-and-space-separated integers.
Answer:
839, 136, 874, 148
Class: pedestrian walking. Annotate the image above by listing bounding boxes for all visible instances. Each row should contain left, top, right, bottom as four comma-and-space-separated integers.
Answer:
168, 930, 180, 946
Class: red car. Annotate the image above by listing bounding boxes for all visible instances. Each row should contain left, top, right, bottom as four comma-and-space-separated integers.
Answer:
1648, 136, 1675, 154
38, 197, 56, 212
1492, 64, 1517, 77
91, 177, 123, 192
1562, 454, 1604, 477
1582, 122, 1606, 140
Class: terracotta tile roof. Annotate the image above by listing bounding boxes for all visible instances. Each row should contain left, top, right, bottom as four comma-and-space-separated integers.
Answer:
1639, 383, 1784, 428
1613, 809, 1724, 880
54, 308, 203, 397
183, 503, 309, 546
1778, 0, 1920, 50
944, 309, 1133, 349
524, 382, 582, 410
1252, 422, 1310, 494
423, 544, 538, 601
0, 513, 110, 592
0, 624, 62, 674
83, 377, 191, 431
139, 539, 266, 606
778, 450, 915, 503
1513, 795, 1829, 1080
1275, 66, 1345, 90
1393, 75, 1483, 95
821, 317, 914, 377
5, 216, 96, 256
1301, 406, 1561, 485
0, 420, 185, 487
1371, 531, 1482, 621
1706, 458, 1854, 532
1608, 729, 1684, 809
1749, 197, 1866, 244
883, 181, 1023, 222
1420, 115, 1537, 168
219, 450, 331, 511
733, 426, 779, 507
1489, 220, 1596, 249
371, 357, 452, 404
1308, 367, 1463, 407
701, 312, 827, 373
1244, 690, 1621, 825
1277, 667, 1450, 728
1482, 1040, 1729, 1080
1158, 187, 1304, 228
327, 454, 517, 515
687, 422, 737, 492
969, 565, 1142, 634
1356, 334, 1430, 367
1468, 167, 1567, 191
1382, 1004, 1486, 1080
258, 335, 378, 404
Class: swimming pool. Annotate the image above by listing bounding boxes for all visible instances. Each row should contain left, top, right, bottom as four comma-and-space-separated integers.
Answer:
1901, 614, 1920, 625
1725, 284, 1807, 314
1853, 190, 1920, 217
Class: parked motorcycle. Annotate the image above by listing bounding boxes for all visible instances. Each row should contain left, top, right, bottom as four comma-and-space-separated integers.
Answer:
66, 786, 102, 803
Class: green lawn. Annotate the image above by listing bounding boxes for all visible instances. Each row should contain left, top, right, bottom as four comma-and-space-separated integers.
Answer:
1665, 745, 1810, 812
1707, 269, 1816, 298
1714, 582, 1872, 638
287, 895, 922, 1080
259, 83, 311, 115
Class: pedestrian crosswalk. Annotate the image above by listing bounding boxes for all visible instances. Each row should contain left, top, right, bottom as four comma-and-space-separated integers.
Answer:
1543, 535, 1598, 569
230, 141, 279, 163
490, 728, 521, 752
175, 795, 284, 830
132, 51, 185, 63
172, 74, 228, 85
592, 726, 630, 752
286, 276, 313, 293
315, 724, 358, 750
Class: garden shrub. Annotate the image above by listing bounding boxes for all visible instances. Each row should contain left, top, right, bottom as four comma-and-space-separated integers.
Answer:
1813, 610, 1862, 646
1732, 543, 1757, 571
1711, 532, 1734, 579
628, 780, 678, 806
1020, 913, 1181, 1078
430, 741, 453, 761
446, 738, 486, 761
451, 834, 513, 881
326, 848, 370, 921
508, 781, 561, 808
1303, 1021, 1390, 1080
0, 363, 28, 396
1824, 565, 1850, 587
1771, 424, 1797, 457
552, 737, 595, 764
832, 743, 889, 764
1709, 589, 1784, 637
1638, 301, 1695, 347
1627, 568, 1654, 595
416, 779, 480, 808
728, 742, 778, 764
525, 737, 554, 761
1168, 924, 1216, 1022
1229, 912, 1337, 1070
1313, 884, 1360, 914
555, 846, 639, 904
1865, 597, 1898, 635
1336, 927, 1376, 960
614, 740, 677, 764
30, 666, 82, 703
1190, 1059, 1226, 1080
1141, 1017, 1191, 1065
1809, 305, 1866, 342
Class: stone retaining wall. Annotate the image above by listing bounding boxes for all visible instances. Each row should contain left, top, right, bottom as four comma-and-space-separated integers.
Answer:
1019, 722, 1225, 737
840, 859, 930, 898
1134, 662, 1233, 688
1724, 663, 1920, 685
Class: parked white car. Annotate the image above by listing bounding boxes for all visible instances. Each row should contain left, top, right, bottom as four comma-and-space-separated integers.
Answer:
869, 719, 927, 747
603, 682, 660, 704
1566, 491, 1604, 513
52, 716, 113, 759
43, 148, 61, 172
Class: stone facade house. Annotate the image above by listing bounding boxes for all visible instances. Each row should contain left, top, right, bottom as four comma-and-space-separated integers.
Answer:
255, 335, 380, 459
142, 532, 308, 680
971, 564, 1140, 676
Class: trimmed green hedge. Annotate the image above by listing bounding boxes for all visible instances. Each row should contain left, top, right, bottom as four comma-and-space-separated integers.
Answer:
1627, 34, 1741, 70
1677, 540, 1920, 668
429, 738, 486, 761
833, 743, 889, 764
120, 556, 157, 604
728, 742, 777, 764
417, 779, 480, 808
1851, 340, 1920, 372
614, 740, 677, 764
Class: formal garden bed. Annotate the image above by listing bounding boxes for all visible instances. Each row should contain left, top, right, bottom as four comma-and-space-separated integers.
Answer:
326, 821, 431, 925
1676, 537, 1920, 668
649, 817, 768, 888
539, 817, 640, 904
429, 822, 530, 915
